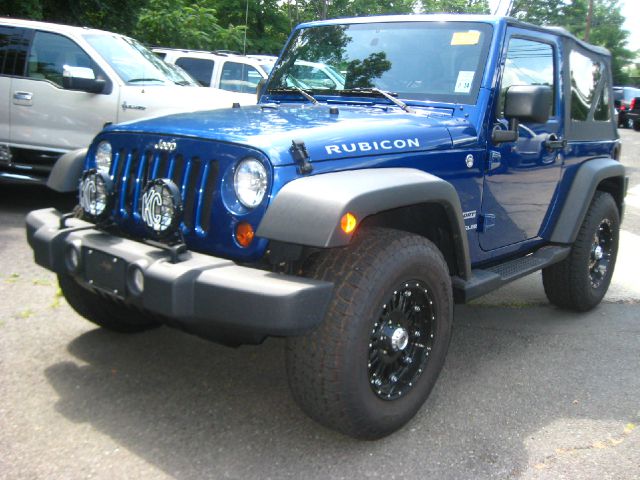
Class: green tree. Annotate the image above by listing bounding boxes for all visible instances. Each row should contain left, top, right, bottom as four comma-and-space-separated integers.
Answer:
214, 0, 291, 54
420, 0, 489, 13
134, 0, 245, 50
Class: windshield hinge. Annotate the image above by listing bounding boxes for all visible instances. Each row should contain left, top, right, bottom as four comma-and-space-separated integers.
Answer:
290, 139, 313, 174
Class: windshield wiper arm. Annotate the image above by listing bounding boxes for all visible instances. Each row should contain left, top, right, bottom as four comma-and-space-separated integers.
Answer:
269, 87, 318, 104
341, 88, 415, 113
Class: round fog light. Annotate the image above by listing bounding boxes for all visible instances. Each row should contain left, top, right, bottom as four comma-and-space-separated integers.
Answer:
129, 266, 145, 295
65, 246, 81, 272
79, 169, 113, 221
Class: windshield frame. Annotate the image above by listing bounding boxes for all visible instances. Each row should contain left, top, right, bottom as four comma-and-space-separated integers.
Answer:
267, 20, 494, 106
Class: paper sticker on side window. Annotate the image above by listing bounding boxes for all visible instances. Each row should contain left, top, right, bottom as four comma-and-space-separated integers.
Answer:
451, 30, 481, 46
454, 71, 475, 93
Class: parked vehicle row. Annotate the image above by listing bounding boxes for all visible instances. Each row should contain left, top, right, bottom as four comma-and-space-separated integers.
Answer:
614, 85, 640, 130
0, 18, 252, 188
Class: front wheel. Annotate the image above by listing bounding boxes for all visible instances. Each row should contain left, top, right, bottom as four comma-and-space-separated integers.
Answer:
542, 191, 620, 311
286, 228, 453, 439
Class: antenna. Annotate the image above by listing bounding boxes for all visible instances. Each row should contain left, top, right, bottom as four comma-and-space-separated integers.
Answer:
243, 0, 249, 55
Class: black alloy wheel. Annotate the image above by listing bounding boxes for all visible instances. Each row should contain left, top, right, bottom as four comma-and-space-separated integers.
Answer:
368, 281, 436, 400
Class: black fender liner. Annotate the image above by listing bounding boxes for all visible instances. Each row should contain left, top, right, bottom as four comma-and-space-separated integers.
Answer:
550, 158, 626, 244
46, 148, 87, 192
257, 168, 471, 279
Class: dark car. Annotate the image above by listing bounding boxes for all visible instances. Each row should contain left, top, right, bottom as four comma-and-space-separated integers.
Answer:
613, 86, 640, 128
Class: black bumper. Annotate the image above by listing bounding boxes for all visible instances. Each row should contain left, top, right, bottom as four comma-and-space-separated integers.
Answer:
26, 208, 334, 344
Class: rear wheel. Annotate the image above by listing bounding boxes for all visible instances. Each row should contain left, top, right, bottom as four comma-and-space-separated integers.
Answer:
542, 191, 620, 311
286, 228, 453, 439
58, 274, 160, 332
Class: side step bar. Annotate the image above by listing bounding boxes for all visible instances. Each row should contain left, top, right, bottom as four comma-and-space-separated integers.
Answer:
452, 245, 571, 303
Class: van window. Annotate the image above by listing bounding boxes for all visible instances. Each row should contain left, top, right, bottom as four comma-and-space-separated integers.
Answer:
176, 57, 214, 86
27, 31, 92, 87
220, 61, 262, 94
0, 26, 28, 76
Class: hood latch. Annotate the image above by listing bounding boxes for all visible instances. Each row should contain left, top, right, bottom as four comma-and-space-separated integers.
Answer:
290, 139, 313, 175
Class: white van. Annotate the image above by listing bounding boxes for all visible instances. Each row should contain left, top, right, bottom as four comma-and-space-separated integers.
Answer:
0, 18, 251, 188
153, 48, 268, 99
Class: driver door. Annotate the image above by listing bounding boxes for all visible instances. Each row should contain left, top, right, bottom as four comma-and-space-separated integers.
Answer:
480, 31, 564, 251
10, 29, 117, 152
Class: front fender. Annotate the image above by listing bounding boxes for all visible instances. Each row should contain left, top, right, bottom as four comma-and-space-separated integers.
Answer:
257, 168, 471, 278
46, 148, 87, 192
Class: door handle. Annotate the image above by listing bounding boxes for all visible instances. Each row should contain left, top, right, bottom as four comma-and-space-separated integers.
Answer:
13, 91, 33, 101
544, 133, 567, 150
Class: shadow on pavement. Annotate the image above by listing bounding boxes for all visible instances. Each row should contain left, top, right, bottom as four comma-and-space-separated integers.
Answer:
42, 303, 640, 479
0, 184, 76, 217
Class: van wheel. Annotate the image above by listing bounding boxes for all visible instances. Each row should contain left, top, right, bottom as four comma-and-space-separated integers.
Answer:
286, 228, 453, 439
58, 274, 160, 333
542, 191, 619, 311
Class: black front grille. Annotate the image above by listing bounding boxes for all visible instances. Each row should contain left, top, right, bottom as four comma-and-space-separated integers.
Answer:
111, 147, 219, 234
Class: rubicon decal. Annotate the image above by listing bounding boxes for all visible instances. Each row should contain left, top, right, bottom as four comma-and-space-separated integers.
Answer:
325, 138, 420, 155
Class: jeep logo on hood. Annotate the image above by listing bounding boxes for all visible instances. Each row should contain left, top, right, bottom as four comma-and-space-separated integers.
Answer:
325, 137, 420, 155
154, 139, 177, 151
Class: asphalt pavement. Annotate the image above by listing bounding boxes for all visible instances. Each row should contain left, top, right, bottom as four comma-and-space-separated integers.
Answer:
1, 130, 639, 479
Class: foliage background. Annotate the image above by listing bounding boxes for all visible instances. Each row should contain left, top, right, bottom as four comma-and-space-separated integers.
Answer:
0, 0, 635, 83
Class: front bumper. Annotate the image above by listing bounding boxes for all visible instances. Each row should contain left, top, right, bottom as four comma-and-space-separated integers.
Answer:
26, 208, 333, 344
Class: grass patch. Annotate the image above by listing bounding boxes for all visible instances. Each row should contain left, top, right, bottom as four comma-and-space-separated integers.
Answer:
18, 309, 34, 319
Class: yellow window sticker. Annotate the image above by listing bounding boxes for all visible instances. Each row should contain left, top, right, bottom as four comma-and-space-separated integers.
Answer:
451, 30, 481, 46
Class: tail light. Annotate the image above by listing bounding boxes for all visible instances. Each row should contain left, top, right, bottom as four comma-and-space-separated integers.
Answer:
620, 105, 626, 111
631, 98, 637, 110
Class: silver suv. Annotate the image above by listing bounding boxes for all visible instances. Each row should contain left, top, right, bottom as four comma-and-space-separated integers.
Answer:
0, 18, 248, 188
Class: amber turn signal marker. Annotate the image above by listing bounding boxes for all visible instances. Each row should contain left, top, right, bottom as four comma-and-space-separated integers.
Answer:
340, 212, 357, 234
236, 222, 255, 247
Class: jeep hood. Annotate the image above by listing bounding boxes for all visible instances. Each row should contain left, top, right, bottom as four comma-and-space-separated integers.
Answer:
107, 103, 461, 166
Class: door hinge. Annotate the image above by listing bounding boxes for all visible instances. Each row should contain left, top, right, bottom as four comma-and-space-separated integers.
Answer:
478, 214, 496, 232
487, 151, 501, 172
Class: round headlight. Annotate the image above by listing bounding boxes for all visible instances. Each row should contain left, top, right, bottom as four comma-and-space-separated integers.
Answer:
95, 141, 112, 174
79, 169, 113, 220
140, 178, 183, 238
234, 158, 268, 208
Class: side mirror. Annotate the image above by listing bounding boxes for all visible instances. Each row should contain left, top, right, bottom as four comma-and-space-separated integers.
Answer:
493, 85, 552, 144
62, 65, 106, 94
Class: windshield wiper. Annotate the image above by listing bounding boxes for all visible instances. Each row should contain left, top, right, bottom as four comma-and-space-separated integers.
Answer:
339, 88, 415, 113
269, 87, 318, 104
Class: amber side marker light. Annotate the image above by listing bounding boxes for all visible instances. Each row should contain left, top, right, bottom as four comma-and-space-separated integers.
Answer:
236, 222, 255, 247
341, 212, 357, 234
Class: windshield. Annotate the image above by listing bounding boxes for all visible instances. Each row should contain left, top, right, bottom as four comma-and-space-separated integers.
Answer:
83, 34, 194, 85
268, 21, 493, 104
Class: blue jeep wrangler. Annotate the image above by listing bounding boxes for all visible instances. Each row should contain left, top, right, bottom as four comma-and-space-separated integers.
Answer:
26, 15, 627, 439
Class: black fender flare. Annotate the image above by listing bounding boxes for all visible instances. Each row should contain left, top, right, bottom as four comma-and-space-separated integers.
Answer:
257, 168, 471, 279
46, 148, 87, 192
550, 158, 626, 244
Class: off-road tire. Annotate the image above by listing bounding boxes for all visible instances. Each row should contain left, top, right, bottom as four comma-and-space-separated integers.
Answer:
58, 274, 160, 332
542, 191, 620, 311
285, 228, 453, 439
633, 120, 640, 132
